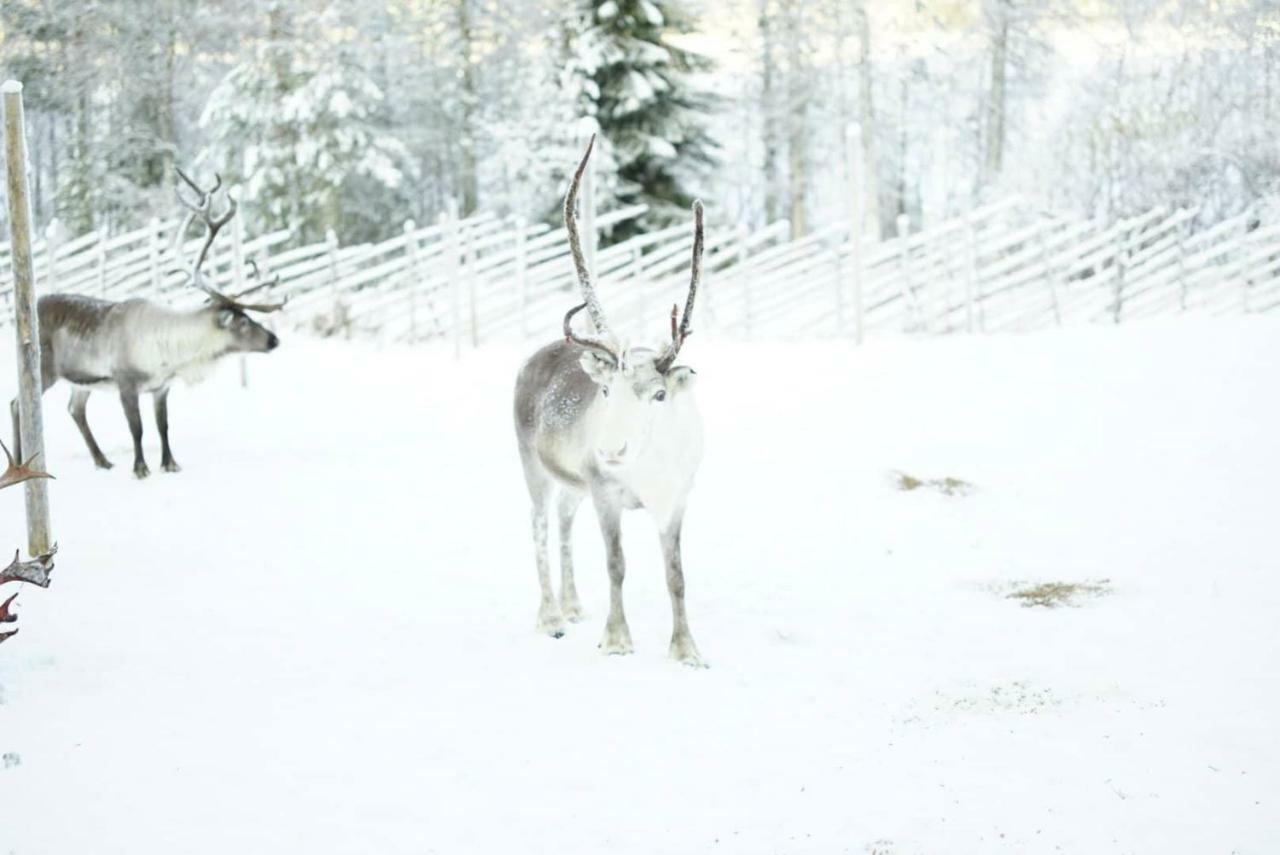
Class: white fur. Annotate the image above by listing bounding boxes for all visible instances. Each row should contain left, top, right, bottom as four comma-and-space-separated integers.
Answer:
580, 352, 703, 528
54, 303, 231, 391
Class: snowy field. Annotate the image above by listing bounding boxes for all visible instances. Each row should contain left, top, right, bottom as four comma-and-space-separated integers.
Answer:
1, 317, 1277, 854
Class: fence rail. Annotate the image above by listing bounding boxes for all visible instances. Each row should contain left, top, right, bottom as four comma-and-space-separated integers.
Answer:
3, 194, 1278, 347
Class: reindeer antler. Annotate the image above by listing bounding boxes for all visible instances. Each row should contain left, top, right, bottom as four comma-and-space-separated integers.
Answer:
174, 168, 286, 314
0, 437, 53, 490
655, 200, 704, 372
564, 302, 618, 363
0, 545, 57, 646
564, 135, 612, 341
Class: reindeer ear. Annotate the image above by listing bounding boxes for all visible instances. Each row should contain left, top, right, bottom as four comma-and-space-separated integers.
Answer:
664, 366, 697, 395
216, 309, 235, 329
579, 350, 615, 384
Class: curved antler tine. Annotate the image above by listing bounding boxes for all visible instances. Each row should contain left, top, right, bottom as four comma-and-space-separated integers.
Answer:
175, 166, 203, 197
564, 301, 587, 341
210, 173, 223, 195
563, 302, 617, 363
0, 437, 14, 468
235, 296, 289, 313
211, 193, 237, 228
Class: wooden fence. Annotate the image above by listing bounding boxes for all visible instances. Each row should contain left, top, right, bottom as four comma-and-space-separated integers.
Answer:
2, 195, 1278, 347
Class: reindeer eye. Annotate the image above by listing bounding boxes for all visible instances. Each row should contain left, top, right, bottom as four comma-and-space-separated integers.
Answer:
653, 389, 667, 403
601, 386, 609, 398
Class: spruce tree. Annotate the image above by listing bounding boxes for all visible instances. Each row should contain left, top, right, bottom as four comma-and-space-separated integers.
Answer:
567, 0, 716, 242
198, 6, 411, 243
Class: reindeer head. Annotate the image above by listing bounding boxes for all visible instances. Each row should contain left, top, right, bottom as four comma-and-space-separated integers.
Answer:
174, 168, 285, 354
561, 137, 702, 469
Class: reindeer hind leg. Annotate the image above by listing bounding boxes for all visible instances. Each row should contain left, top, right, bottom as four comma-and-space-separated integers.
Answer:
69, 388, 112, 470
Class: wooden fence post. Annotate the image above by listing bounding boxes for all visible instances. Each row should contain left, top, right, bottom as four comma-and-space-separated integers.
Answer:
465, 220, 479, 347
1112, 220, 1128, 324
43, 217, 62, 293
1037, 220, 1062, 327
443, 206, 461, 357
739, 225, 753, 338
514, 216, 528, 339
845, 123, 865, 344
965, 211, 980, 333
231, 202, 245, 292
147, 216, 162, 297
1176, 207, 1189, 311
2, 80, 52, 556
1240, 214, 1253, 314
403, 219, 419, 342
325, 228, 340, 295
96, 226, 108, 296
896, 213, 918, 332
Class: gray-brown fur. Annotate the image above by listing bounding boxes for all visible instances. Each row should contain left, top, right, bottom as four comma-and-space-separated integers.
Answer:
10, 293, 279, 478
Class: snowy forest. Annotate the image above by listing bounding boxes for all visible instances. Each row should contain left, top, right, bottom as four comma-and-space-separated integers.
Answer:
1, 0, 1277, 248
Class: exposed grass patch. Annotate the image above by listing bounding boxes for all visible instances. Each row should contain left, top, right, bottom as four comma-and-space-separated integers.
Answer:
1006, 579, 1112, 608
894, 471, 974, 496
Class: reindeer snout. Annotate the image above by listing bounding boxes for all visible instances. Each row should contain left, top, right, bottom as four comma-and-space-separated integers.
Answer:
266, 332, 280, 351
597, 442, 628, 466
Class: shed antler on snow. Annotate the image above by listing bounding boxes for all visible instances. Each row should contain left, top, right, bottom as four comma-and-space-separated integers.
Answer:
0, 437, 55, 645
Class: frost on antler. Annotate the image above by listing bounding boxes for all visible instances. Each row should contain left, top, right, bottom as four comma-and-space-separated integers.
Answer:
0, 547, 56, 646
0, 546, 56, 588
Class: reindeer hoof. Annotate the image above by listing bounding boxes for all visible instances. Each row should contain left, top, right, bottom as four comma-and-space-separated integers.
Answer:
669, 637, 707, 668
560, 596, 585, 623
599, 624, 634, 656
162, 460, 181, 473
537, 604, 566, 638
133, 462, 150, 479
94, 458, 114, 470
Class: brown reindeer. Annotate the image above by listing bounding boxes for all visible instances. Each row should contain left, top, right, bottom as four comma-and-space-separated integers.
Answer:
10, 170, 285, 478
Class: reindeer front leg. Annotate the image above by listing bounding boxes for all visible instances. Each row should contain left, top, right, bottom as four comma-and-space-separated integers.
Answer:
557, 490, 585, 621
592, 488, 633, 655
661, 513, 706, 667
119, 384, 149, 479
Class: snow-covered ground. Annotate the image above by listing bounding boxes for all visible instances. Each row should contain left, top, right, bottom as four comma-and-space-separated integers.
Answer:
1, 318, 1277, 854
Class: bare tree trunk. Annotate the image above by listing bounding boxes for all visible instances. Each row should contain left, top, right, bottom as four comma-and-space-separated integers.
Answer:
758, 0, 781, 224
457, 0, 480, 217
853, 1, 881, 239
984, 0, 1010, 187
157, 0, 177, 185
785, 2, 807, 239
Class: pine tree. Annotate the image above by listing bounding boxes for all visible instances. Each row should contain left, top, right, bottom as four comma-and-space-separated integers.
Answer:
198, 5, 412, 243
567, 0, 717, 241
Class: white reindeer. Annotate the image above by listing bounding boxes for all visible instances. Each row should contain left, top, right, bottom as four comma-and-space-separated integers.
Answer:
513, 136, 707, 667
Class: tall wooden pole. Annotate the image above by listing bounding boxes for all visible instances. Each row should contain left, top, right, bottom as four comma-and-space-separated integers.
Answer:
2, 81, 52, 556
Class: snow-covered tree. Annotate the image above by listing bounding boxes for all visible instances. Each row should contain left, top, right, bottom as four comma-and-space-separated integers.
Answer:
566, 0, 717, 240
198, 6, 412, 243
